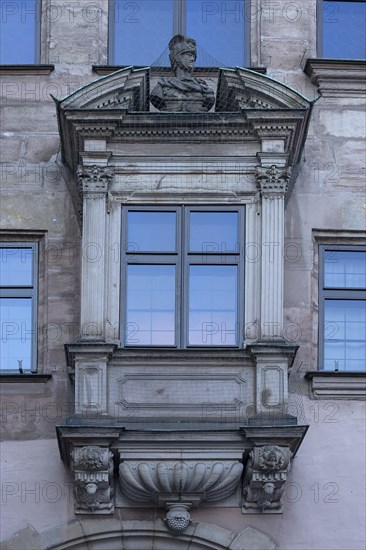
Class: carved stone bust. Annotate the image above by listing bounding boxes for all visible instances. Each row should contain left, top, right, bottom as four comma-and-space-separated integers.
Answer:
150, 35, 215, 112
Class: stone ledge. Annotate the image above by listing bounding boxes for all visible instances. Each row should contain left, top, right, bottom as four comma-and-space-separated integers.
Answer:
0, 64, 55, 75
0, 373, 52, 383
304, 58, 366, 97
305, 371, 366, 400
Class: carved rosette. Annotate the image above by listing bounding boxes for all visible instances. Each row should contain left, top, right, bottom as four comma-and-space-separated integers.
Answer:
242, 445, 292, 513
76, 164, 114, 197
119, 460, 243, 531
256, 165, 291, 198
72, 445, 114, 514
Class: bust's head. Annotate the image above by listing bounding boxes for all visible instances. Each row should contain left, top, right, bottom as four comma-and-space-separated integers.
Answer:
169, 34, 197, 72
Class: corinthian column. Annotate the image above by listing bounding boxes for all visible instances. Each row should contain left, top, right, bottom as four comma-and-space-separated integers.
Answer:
256, 164, 291, 340
76, 164, 114, 340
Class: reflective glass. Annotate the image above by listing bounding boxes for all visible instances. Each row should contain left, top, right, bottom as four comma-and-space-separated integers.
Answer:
187, 0, 245, 66
324, 250, 366, 288
189, 265, 237, 345
323, 1, 366, 59
189, 212, 238, 252
0, 298, 33, 370
127, 211, 176, 252
113, 0, 173, 65
0, 0, 36, 63
0, 248, 33, 286
126, 264, 175, 345
324, 299, 366, 371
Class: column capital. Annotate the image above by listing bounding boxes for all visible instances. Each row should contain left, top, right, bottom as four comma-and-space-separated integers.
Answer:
255, 164, 291, 198
76, 164, 114, 195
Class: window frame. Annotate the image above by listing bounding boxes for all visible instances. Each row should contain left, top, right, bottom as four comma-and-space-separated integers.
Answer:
108, 0, 251, 67
318, 244, 366, 371
120, 205, 245, 349
0, 241, 39, 373
0, 0, 41, 65
317, 0, 366, 59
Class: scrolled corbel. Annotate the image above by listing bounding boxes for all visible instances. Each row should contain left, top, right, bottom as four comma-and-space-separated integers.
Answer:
71, 445, 114, 514
242, 445, 292, 513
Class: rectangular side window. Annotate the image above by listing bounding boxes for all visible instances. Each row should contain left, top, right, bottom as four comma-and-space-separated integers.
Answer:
0, 0, 41, 64
0, 243, 38, 372
320, 0, 366, 59
319, 245, 366, 371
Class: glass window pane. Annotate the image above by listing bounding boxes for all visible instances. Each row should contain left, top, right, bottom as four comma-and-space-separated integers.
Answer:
324, 250, 366, 288
189, 212, 238, 252
0, 0, 36, 64
126, 265, 175, 345
127, 211, 176, 252
188, 265, 238, 345
0, 248, 33, 286
0, 298, 33, 370
187, 0, 245, 66
323, 1, 366, 59
113, 0, 174, 65
324, 300, 366, 371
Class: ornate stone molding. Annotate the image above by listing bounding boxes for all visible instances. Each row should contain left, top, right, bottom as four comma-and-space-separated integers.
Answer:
304, 59, 366, 97
242, 445, 292, 513
71, 445, 114, 514
255, 165, 291, 198
76, 164, 114, 195
119, 460, 243, 531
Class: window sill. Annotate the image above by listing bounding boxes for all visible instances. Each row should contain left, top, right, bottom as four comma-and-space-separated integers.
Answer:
305, 371, 366, 400
0, 65, 55, 75
0, 373, 52, 383
304, 58, 366, 97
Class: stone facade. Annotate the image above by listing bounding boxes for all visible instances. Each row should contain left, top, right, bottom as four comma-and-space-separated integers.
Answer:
1, 1, 365, 549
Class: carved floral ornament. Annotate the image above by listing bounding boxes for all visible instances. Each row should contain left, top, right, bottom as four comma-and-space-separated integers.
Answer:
71, 445, 114, 514
242, 445, 292, 513
256, 165, 292, 197
76, 164, 114, 195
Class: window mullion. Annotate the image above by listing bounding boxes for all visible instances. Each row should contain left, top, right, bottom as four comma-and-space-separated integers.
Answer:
180, 206, 187, 348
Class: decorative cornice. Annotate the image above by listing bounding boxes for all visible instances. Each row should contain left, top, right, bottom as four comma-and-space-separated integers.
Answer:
255, 165, 291, 197
304, 58, 366, 97
72, 445, 114, 514
305, 371, 366, 400
242, 445, 292, 513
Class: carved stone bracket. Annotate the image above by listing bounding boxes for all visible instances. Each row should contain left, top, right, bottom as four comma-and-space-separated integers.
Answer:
119, 460, 243, 531
256, 165, 291, 198
72, 445, 114, 514
242, 445, 292, 513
